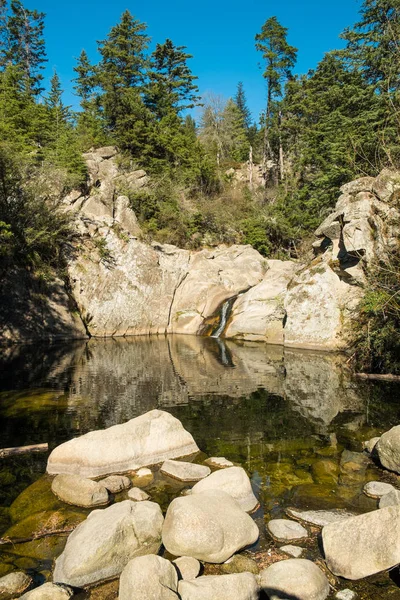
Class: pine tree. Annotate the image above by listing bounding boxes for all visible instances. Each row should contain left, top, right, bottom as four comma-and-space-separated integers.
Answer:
255, 16, 297, 181
145, 38, 200, 119
6, 0, 46, 94
73, 50, 105, 149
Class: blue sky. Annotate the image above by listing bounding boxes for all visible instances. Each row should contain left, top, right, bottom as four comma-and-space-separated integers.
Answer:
30, 0, 362, 121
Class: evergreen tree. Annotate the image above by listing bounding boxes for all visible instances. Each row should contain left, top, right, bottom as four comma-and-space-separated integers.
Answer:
234, 81, 252, 130
146, 39, 200, 119
255, 16, 297, 180
6, 0, 46, 94
73, 50, 105, 149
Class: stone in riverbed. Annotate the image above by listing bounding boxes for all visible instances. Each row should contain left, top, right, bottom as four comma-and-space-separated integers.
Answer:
336, 590, 357, 600
267, 519, 308, 542
363, 481, 395, 498
100, 475, 131, 493
377, 426, 400, 474
280, 544, 304, 558
162, 489, 259, 563
0, 571, 32, 599
286, 508, 356, 527
53, 500, 163, 588
259, 559, 330, 600
51, 474, 109, 508
173, 557, 201, 580
161, 460, 210, 482
47, 410, 199, 478
191, 466, 258, 512
20, 583, 73, 599
204, 457, 234, 469
322, 505, 400, 579
379, 488, 400, 508
119, 555, 178, 600
178, 573, 259, 600
128, 487, 149, 501
363, 437, 380, 454
221, 554, 259, 575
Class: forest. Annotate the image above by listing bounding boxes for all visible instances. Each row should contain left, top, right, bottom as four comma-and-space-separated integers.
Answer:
0, 0, 399, 372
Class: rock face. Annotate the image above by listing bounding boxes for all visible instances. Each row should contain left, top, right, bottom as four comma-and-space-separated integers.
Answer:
322, 505, 400, 579
191, 467, 258, 512
160, 460, 211, 482
119, 555, 179, 600
226, 259, 298, 343
376, 426, 400, 474
0, 572, 32, 599
53, 500, 164, 587
162, 490, 259, 563
178, 573, 259, 600
51, 474, 109, 507
47, 410, 199, 477
260, 559, 330, 600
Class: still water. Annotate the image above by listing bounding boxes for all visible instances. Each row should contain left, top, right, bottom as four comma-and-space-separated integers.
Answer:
1, 336, 400, 597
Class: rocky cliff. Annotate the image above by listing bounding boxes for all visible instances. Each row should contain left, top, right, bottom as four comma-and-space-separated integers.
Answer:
2, 148, 400, 351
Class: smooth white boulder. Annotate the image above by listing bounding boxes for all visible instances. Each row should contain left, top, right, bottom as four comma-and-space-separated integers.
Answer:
267, 519, 308, 542
47, 410, 199, 477
162, 489, 259, 563
161, 460, 210, 482
260, 559, 330, 600
53, 500, 163, 587
178, 573, 259, 600
191, 467, 258, 512
0, 572, 32, 599
20, 583, 73, 599
173, 556, 201, 580
119, 555, 178, 600
363, 481, 395, 498
322, 505, 400, 579
51, 474, 109, 507
100, 475, 131, 493
377, 426, 400, 473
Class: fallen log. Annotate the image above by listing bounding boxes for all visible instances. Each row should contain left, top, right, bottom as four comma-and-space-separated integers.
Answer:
355, 373, 400, 382
0, 443, 49, 458
0, 527, 75, 546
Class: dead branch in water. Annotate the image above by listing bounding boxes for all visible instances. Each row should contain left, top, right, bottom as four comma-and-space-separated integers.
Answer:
0, 443, 48, 458
355, 373, 400, 382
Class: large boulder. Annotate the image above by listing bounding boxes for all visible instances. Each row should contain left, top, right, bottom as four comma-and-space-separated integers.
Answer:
119, 555, 178, 600
178, 573, 259, 600
259, 559, 330, 600
190, 467, 258, 512
376, 425, 400, 474
47, 410, 199, 477
53, 500, 163, 587
225, 259, 298, 343
322, 505, 400, 579
51, 474, 109, 507
162, 489, 259, 563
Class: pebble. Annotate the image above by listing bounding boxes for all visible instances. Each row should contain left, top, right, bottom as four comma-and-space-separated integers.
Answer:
280, 544, 304, 558
336, 590, 357, 600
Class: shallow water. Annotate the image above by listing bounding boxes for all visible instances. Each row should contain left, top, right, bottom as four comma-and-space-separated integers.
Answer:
1, 336, 400, 597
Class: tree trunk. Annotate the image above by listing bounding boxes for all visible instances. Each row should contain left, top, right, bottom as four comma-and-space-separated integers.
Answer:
248, 145, 253, 189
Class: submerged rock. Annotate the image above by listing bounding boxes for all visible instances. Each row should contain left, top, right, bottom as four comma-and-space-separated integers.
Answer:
160, 460, 210, 482
178, 573, 259, 600
119, 555, 178, 600
267, 519, 308, 542
259, 559, 330, 600
286, 508, 356, 527
221, 554, 259, 575
191, 466, 258, 512
51, 474, 109, 507
173, 557, 201, 581
162, 489, 259, 563
377, 426, 400, 474
53, 500, 163, 587
20, 583, 73, 599
47, 410, 199, 478
322, 505, 400, 579
0, 571, 32, 599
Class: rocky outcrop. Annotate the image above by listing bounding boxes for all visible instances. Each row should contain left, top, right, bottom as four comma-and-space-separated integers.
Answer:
47, 410, 199, 477
53, 500, 164, 587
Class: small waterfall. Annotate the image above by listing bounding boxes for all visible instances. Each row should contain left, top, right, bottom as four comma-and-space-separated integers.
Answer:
211, 296, 236, 339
